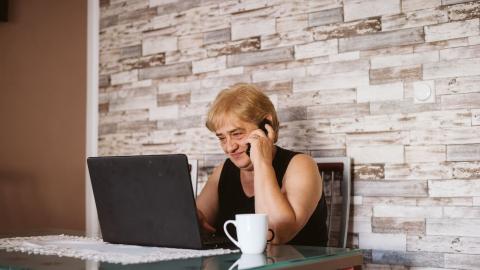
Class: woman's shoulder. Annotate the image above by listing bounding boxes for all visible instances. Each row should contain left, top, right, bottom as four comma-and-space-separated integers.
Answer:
209, 160, 227, 184
276, 146, 318, 176
277, 146, 316, 166
290, 153, 317, 169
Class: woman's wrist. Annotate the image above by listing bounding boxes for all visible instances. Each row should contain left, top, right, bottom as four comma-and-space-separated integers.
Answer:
253, 159, 273, 171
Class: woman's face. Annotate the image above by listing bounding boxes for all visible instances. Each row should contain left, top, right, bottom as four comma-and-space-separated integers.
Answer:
214, 115, 257, 169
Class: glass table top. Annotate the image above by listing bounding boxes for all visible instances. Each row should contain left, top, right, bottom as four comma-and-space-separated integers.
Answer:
0, 230, 362, 270
0, 241, 362, 270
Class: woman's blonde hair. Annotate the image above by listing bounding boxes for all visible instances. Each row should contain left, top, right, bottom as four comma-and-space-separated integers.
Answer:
206, 83, 279, 142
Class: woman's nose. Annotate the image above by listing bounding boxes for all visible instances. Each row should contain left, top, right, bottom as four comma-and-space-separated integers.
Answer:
225, 137, 238, 153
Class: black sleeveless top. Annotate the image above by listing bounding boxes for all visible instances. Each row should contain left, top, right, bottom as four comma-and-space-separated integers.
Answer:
214, 146, 328, 246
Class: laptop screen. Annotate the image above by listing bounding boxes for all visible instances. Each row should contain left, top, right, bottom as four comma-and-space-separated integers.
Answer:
87, 154, 204, 249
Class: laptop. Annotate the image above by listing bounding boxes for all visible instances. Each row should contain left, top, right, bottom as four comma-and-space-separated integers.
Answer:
87, 154, 232, 250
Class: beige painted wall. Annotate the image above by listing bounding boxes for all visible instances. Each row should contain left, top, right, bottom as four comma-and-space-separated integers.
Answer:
0, 0, 86, 233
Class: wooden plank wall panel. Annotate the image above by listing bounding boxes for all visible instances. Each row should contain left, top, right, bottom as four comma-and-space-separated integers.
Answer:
98, 0, 480, 268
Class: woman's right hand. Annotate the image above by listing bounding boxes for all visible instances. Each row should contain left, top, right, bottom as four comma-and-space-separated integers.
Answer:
197, 209, 216, 233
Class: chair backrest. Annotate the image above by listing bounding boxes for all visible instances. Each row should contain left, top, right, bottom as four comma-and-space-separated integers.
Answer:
314, 157, 351, 248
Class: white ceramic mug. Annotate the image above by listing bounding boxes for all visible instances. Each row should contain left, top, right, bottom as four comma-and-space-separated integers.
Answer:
228, 253, 267, 270
223, 213, 268, 254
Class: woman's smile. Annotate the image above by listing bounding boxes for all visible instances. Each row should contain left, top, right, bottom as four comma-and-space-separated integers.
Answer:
230, 151, 245, 159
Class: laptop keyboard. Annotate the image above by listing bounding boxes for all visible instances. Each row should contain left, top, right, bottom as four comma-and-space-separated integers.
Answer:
202, 233, 235, 249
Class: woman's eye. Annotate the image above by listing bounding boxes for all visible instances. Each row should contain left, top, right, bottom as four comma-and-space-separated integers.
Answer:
232, 133, 243, 138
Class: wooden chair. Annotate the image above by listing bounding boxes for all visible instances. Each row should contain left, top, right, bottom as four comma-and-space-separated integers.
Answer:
314, 157, 351, 248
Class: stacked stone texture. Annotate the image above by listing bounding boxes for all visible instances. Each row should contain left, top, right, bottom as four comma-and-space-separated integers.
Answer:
99, 0, 480, 268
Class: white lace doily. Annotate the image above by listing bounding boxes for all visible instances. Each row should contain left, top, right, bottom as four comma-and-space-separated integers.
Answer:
0, 235, 238, 265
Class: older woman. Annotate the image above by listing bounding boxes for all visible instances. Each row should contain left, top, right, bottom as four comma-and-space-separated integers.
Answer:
196, 83, 328, 246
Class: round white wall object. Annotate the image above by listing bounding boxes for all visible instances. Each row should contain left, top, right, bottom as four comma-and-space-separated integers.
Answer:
414, 82, 432, 101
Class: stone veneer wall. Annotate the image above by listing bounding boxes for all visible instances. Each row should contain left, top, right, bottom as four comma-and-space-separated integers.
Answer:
99, 0, 480, 268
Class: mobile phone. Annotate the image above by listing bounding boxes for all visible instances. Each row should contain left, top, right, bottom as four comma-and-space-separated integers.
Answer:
258, 118, 271, 135
246, 119, 272, 156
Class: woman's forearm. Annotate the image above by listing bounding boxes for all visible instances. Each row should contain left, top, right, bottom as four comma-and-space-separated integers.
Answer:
253, 162, 299, 243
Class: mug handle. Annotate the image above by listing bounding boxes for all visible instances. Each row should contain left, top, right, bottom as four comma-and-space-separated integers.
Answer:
223, 220, 240, 249
267, 229, 275, 243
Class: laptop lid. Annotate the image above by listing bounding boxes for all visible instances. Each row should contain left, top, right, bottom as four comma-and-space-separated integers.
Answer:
87, 154, 204, 249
